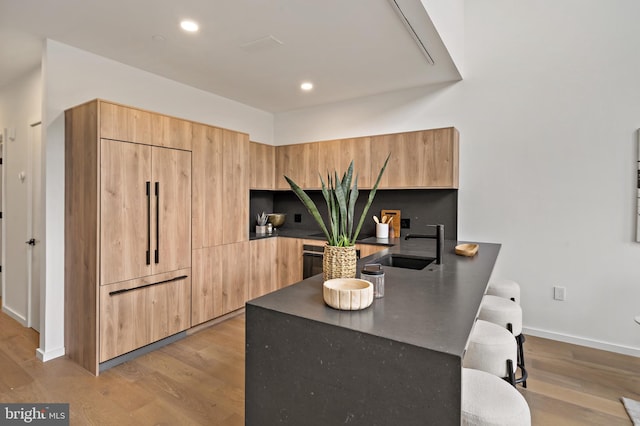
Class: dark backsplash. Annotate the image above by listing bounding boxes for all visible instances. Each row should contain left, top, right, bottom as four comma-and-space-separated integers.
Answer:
250, 189, 458, 240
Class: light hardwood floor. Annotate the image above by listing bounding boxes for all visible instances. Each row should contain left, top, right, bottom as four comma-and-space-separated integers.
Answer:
0, 305, 638, 425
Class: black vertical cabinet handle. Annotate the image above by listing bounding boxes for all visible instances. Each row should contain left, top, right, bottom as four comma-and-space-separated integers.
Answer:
146, 181, 151, 265
155, 182, 160, 264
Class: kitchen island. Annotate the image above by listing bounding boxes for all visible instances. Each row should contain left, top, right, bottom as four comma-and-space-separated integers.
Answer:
245, 238, 501, 425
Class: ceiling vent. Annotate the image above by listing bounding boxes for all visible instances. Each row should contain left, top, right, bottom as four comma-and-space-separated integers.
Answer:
239, 35, 284, 53
387, 0, 435, 65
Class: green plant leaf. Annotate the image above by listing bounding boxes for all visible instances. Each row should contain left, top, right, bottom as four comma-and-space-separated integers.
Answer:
286, 154, 390, 248
351, 153, 390, 245
285, 175, 331, 241
347, 175, 358, 241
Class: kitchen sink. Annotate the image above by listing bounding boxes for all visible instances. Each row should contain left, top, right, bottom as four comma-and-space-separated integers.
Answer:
375, 254, 435, 270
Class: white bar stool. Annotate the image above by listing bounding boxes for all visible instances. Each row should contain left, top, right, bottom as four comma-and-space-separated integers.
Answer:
487, 279, 521, 304
462, 368, 531, 426
463, 320, 518, 386
478, 295, 528, 387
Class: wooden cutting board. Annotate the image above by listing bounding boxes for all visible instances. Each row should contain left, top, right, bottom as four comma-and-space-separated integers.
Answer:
381, 209, 401, 237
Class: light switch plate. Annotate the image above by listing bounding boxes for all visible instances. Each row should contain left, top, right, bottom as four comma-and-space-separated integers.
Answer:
553, 286, 566, 301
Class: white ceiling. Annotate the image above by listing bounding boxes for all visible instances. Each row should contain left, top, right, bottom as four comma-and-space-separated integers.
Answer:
0, 0, 461, 112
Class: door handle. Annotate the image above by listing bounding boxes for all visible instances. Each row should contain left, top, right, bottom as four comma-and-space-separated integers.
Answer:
155, 182, 159, 264
25, 238, 36, 246
146, 181, 151, 265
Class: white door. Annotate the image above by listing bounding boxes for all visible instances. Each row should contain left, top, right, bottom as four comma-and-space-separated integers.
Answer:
26, 122, 42, 331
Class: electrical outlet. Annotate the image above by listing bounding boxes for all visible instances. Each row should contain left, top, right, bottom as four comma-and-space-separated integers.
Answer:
294, 213, 302, 223
400, 218, 410, 229
553, 286, 566, 301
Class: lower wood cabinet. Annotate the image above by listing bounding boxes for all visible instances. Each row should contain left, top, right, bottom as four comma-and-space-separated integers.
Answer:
192, 238, 389, 328
277, 237, 305, 287
99, 269, 191, 362
356, 243, 387, 258
192, 241, 250, 326
249, 238, 277, 300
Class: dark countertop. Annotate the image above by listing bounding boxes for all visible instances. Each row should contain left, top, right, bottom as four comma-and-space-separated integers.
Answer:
247, 237, 501, 358
250, 227, 390, 245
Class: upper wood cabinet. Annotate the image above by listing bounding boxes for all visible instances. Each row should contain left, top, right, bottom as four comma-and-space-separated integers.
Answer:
274, 127, 458, 190
100, 101, 192, 151
222, 130, 250, 245
275, 142, 319, 189
192, 124, 223, 249
192, 124, 249, 249
250, 141, 275, 189
338, 138, 372, 188
276, 138, 372, 190
315, 137, 372, 188
370, 127, 459, 189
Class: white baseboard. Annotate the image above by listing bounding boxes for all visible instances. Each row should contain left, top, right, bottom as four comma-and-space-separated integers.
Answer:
523, 326, 640, 357
2, 305, 27, 326
36, 346, 65, 362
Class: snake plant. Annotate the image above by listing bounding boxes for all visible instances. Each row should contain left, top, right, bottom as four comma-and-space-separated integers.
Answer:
256, 211, 269, 226
285, 155, 390, 247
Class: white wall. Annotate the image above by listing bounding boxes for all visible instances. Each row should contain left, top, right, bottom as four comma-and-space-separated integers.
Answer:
420, 0, 464, 75
40, 39, 275, 360
0, 67, 42, 325
275, 0, 640, 355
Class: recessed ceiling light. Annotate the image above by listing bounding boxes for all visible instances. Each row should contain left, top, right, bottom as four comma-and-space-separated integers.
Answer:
180, 20, 199, 32
300, 82, 313, 91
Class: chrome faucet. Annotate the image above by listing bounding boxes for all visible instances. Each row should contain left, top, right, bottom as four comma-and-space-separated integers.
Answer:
404, 224, 444, 264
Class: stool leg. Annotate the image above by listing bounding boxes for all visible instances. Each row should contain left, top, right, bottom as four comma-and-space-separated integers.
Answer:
515, 333, 528, 388
506, 323, 528, 387
517, 333, 526, 368
506, 359, 516, 387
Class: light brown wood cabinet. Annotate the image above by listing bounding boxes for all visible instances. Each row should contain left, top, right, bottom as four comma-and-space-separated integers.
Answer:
65, 100, 192, 375
276, 237, 305, 287
370, 127, 459, 189
338, 137, 372, 188
192, 241, 250, 325
245, 238, 390, 301
272, 127, 458, 191
275, 143, 319, 189
356, 243, 388, 258
314, 137, 373, 188
192, 123, 249, 249
100, 101, 192, 151
249, 238, 277, 300
222, 130, 250, 245
250, 141, 275, 189
190, 123, 249, 326
275, 138, 372, 190
99, 269, 191, 362
100, 139, 191, 285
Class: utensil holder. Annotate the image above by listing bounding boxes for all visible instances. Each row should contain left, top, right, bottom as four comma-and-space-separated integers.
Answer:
376, 223, 389, 239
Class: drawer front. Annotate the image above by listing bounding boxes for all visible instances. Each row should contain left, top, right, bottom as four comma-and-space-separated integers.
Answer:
99, 269, 191, 362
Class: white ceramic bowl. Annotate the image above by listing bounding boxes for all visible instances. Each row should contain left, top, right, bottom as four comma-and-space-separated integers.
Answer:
323, 278, 374, 310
